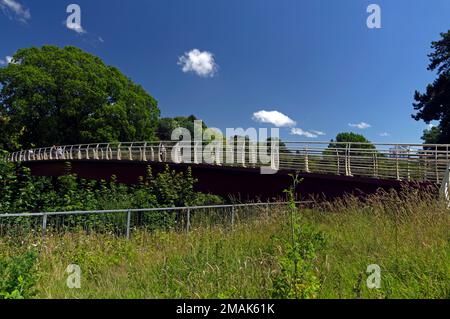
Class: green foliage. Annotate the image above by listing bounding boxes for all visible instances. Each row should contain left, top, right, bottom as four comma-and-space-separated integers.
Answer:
421, 125, 441, 144
413, 30, 450, 143
0, 161, 222, 215
0, 189, 446, 299
271, 223, 326, 299
157, 115, 207, 141
323, 132, 376, 162
271, 174, 326, 299
0, 45, 160, 150
329, 132, 375, 148
0, 250, 38, 299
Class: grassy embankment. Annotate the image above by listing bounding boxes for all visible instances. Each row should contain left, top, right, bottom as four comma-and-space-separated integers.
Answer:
0, 190, 448, 299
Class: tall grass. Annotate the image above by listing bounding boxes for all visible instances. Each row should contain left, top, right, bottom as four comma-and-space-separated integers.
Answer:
0, 190, 448, 299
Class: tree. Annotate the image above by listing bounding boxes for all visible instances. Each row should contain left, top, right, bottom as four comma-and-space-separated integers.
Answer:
0, 46, 160, 150
412, 30, 450, 143
157, 115, 207, 141
328, 132, 376, 150
322, 133, 376, 174
421, 126, 441, 144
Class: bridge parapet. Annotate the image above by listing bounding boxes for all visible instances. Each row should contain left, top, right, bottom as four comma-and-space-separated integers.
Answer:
5, 141, 450, 185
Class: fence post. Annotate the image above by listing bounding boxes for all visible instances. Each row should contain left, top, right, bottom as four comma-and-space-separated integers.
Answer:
186, 209, 191, 233
42, 214, 48, 239
231, 206, 235, 228
126, 209, 131, 240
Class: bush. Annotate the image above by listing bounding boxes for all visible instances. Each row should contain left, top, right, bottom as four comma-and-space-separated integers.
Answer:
0, 250, 38, 299
0, 162, 222, 214
0, 161, 223, 234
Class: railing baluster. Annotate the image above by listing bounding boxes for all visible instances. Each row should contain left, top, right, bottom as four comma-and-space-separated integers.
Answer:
435, 145, 439, 183
305, 147, 309, 173
143, 143, 147, 162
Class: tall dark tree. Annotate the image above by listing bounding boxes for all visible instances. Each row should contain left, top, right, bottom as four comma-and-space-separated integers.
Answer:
413, 30, 450, 143
0, 46, 160, 150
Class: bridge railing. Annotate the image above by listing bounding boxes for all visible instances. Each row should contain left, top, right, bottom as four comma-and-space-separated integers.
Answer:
5, 141, 450, 183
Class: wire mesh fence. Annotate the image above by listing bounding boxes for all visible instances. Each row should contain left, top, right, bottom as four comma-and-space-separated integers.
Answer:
0, 202, 309, 239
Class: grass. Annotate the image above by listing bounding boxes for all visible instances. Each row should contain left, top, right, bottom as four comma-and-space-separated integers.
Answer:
0, 190, 448, 299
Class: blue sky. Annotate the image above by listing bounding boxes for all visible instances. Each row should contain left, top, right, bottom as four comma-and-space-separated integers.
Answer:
1, 0, 449, 143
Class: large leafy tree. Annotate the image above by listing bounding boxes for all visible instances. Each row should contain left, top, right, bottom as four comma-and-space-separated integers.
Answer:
157, 115, 207, 141
325, 132, 376, 157
0, 46, 160, 150
328, 132, 375, 149
412, 30, 450, 143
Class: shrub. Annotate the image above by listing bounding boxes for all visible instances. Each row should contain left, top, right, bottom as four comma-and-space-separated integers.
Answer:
0, 250, 38, 299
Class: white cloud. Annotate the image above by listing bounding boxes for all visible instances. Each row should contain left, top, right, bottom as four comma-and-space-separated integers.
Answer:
252, 110, 296, 127
379, 132, 390, 137
0, 0, 30, 22
290, 128, 321, 138
0, 55, 13, 65
178, 49, 218, 77
349, 122, 371, 129
310, 130, 326, 136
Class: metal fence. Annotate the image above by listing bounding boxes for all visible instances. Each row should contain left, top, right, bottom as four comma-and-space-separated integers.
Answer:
5, 141, 450, 184
0, 201, 309, 239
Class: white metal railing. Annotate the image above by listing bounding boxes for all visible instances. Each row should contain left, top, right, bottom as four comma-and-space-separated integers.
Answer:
4, 141, 450, 184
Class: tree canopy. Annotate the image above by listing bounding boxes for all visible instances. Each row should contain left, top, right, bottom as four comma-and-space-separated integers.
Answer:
0, 46, 160, 150
325, 132, 376, 157
412, 30, 450, 143
157, 115, 207, 141
421, 126, 441, 144
328, 132, 375, 149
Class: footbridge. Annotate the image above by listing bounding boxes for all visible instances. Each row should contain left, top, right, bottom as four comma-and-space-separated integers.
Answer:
5, 141, 449, 200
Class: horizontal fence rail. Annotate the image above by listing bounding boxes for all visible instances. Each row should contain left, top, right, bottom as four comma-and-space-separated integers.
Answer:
0, 201, 310, 239
4, 141, 450, 184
